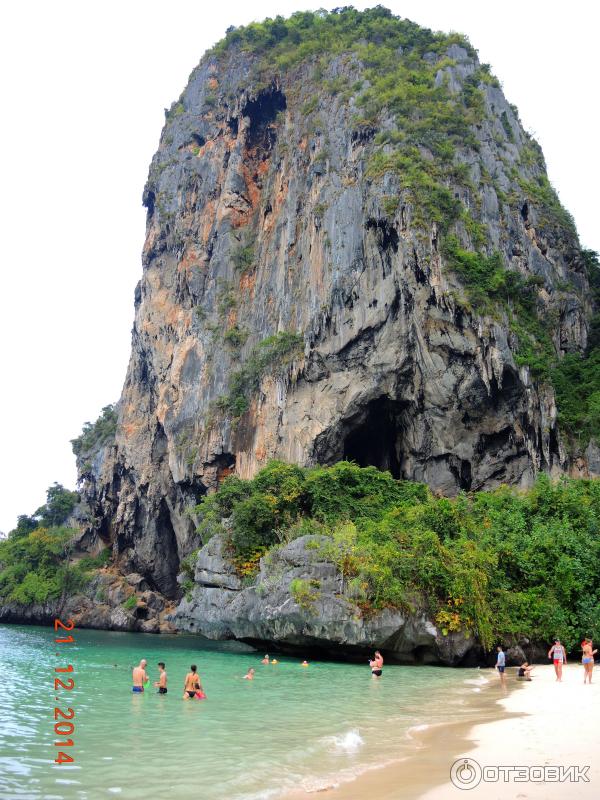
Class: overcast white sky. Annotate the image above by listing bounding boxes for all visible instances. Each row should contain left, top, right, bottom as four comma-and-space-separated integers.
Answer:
0, 1, 598, 533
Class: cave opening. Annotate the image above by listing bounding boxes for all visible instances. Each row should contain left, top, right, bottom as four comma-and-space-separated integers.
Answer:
190, 133, 206, 148
242, 87, 287, 150
144, 189, 156, 219
227, 117, 239, 137
341, 397, 407, 478
365, 217, 399, 253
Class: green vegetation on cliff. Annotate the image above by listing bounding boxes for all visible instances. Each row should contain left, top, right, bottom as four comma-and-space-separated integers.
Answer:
193, 461, 600, 650
209, 8, 595, 442
215, 331, 304, 418
215, 8, 482, 228
71, 404, 117, 462
551, 251, 600, 447
0, 484, 90, 605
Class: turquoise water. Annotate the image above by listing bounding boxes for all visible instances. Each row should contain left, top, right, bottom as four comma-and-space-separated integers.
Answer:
0, 624, 489, 799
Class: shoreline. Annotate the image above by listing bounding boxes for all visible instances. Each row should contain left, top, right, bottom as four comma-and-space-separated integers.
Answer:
283, 668, 510, 799
284, 664, 600, 800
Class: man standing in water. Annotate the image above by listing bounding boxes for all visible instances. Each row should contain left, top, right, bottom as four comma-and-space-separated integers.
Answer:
495, 646, 506, 686
132, 659, 149, 693
183, 664, 204, 699
154, 662, 168, 694
548, 638, 567, 681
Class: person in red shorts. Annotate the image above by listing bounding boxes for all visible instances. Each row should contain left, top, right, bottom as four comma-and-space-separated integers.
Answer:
547, 638, 567, 681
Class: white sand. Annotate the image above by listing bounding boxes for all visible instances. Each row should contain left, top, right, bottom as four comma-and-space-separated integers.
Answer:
422, 663, 600, 800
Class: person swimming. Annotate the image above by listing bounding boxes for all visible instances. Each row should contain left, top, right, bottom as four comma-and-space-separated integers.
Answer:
243, 668, 255, 680
183, 664, 204, 699
261, 655, 270, 664
132, 659, 148, 693
369, 650, 383, 677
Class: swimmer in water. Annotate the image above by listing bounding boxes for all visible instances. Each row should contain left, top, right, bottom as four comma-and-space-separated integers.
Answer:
369, 650, 383, 677
243, 668, 255, 680
261, 655, 270, 664
301, 660, 309, 667
183, 665, 204, 699
154, 662, 168, 694
132, 659, 148, 693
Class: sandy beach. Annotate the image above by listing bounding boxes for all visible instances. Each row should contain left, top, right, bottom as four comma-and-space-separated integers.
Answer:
287, 663, 599, 800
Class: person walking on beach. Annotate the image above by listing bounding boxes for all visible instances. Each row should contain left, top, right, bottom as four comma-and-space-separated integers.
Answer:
132, 659, 149, 693
582, 638, 597, 684
495, 646, 506, 686
154, 662, 168, 694
548, 638, 567, 681
183, 664, 205, 699
370, 650, 384, 677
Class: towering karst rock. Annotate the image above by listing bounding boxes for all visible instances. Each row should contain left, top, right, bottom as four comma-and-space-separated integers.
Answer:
77, 9, 595, 597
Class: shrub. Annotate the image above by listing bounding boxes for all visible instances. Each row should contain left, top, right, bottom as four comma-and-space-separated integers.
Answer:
123, 595, 137, 610
71, 405, 117, 459
216, 331, 304, 418
224, 326, 249, 349
77, 548, 112, 571
290, 578, 321, 610
552, 349, 600, 446
232, 239, 255, 272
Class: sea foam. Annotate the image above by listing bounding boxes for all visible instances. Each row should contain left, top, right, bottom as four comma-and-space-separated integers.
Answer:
329, 729, 364, 753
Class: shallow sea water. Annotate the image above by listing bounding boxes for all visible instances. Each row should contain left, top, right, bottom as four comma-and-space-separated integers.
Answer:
0, 624, 490, 799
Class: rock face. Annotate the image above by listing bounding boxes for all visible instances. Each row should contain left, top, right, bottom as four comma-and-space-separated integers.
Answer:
172, 534, 479, 664
77, 10, 594, 601
0, 571, 176, 634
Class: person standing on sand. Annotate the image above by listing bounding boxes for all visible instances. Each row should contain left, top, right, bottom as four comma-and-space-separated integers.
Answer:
582, 638, 597, 684
369, 650, 384, 677
132, 659, 149, 693
154, 662, 168, 694
183, 664, 204, 699
495, 646, 506, 686
548, 639, 567, 681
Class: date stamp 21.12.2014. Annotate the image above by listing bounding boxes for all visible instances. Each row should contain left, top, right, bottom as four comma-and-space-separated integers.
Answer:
53, 618, 76, 764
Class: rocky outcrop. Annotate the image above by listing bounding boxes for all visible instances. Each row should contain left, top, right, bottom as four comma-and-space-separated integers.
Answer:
75, 11, 595, 600
0, 571, 176, 634
171, 534, 479, 664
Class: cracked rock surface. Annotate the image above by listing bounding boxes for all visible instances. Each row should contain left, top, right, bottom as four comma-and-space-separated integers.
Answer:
76, 29, 594, 606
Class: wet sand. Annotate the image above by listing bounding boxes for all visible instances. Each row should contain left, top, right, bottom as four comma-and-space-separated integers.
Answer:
285, 663, 600, 800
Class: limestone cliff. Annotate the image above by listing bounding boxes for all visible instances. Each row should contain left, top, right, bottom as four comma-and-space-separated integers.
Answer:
78, 9, 594, 599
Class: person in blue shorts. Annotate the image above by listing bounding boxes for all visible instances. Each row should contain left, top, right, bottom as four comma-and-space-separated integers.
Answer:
132, 659, 148, 692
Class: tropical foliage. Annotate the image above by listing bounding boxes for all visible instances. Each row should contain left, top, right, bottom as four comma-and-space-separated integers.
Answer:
0, 484, 91, 605
193, 460, 600, 651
